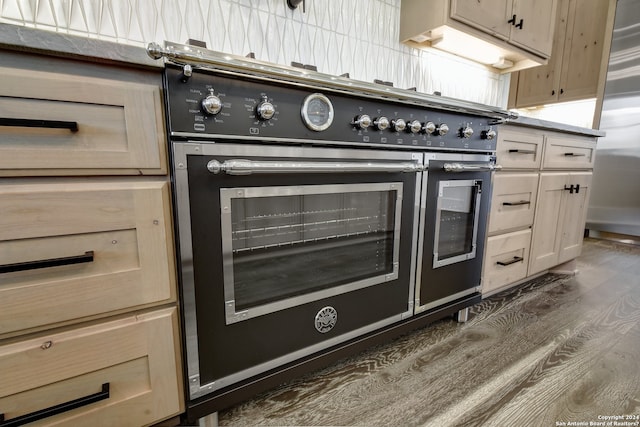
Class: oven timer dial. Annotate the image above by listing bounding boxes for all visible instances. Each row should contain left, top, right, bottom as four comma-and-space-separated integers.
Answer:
201, 90, 222, 115
256, 97, 276, 120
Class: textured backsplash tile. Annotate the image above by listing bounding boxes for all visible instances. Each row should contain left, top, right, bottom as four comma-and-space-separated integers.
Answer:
0, 0, 509, 107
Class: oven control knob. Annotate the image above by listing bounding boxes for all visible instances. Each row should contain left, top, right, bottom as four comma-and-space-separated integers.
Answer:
202, 92, 222, 115
407, 119, 422, 134
423, 121, 437, 134
391, 118, 406, 132
460, 126, 474, 139
436, 123, 449, 136
373, 116, 390, 131
256, 98, 276, 120
481, 129, 497, 140
353, 114, 372, 129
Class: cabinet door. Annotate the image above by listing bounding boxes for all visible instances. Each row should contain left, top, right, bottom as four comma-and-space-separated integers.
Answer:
542, 135, 596, 170
489, 172, 539, 233
0, 308, 183, 426
450, 0, 512, 39
512, 0, 570, 107
510, 0, 557, 57
0, 179, 176, 337
528, 172, 566, 275
558, 0, 613, 101
496, 127, 544, 169
558, 172, 592, 263
483, 229, 532, 294
0, 66, 166, 176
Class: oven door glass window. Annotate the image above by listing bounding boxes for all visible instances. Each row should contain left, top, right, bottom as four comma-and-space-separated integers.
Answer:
433, 179, 482, 269
220, 183, 403, 324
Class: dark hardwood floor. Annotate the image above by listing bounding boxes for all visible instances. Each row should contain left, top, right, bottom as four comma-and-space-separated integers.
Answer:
218, 238, 640, 426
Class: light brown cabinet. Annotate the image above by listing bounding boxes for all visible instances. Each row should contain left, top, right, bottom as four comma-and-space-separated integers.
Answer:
451, 0, 557, 57
0, 52, 183, 426
482, 125, 596, 296
528, 172, 592, 275
0, 179, 176, 336
510, 0, 616, 108
0, 65, 166, 176
482, 126, 541, 294
0, 308, 183, 427
400, 0, 559, 72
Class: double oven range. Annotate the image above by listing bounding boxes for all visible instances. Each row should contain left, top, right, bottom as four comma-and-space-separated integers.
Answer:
149, 42, 513, 421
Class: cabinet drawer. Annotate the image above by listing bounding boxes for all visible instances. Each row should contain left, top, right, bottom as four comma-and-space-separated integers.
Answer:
483, 229, 532, 294
496, 128, 544, 169
0, 66, 165, 176
542, 136, 596, 169
488, 173, 539, 233
0, 308, 183, 427
0, 179, 176, 337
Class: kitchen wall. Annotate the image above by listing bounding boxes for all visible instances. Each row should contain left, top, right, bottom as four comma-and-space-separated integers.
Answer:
0, 0, 509, 107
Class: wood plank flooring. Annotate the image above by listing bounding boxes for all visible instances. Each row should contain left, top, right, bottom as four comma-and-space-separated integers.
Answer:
218, 238, 640, 426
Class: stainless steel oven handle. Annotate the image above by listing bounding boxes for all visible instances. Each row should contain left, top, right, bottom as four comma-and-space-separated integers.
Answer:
206, 159, 423, 175
442, 163, 502, 172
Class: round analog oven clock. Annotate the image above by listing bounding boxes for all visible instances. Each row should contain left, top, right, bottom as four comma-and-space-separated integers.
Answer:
301, 93, 334, 131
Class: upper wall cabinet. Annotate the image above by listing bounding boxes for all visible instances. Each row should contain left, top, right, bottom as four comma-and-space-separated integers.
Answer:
509, 0, 617, 108
400, 0, 558, 73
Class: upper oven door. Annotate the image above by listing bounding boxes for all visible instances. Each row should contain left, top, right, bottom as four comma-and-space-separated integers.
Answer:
173, 142, 421, 397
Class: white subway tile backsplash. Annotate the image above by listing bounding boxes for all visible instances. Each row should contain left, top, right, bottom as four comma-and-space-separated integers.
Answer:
0, 0, 509, 107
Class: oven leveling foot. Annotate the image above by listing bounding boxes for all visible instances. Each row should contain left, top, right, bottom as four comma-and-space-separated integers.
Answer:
198, 412, 218, 427
455, 307, 470, 323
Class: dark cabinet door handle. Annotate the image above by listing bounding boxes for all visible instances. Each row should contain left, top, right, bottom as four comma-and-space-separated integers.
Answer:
563, 152, 586, 157
502, 200, 531, 206
0, 118, 79, 132
564, 184, 575, 194
0, 251, 94, 274
508, 14, 517, 25
508, 149, 537, 154
575, 184, 580, 194
497, 256, 524, 266
0, 383, 109, 427
515, 19, 523, 29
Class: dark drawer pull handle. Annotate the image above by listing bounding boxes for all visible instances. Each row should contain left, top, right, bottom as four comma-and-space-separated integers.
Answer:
0, 251, 94, 274
0, 118, 79, 132
497, 256, 524, 266
0, 383, 109, 426
508, 149, 536, 155
502, 200, 531, 206
563, 152, 586, 157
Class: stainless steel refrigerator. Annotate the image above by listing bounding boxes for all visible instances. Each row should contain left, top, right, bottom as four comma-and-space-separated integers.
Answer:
587, 0, 640, 237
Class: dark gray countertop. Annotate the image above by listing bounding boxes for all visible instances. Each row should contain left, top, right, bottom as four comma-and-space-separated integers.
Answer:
0, 23, 160, 69
505, 115, 605, 138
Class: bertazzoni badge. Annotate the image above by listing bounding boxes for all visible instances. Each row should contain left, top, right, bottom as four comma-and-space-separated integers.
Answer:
314, 306, 338, 333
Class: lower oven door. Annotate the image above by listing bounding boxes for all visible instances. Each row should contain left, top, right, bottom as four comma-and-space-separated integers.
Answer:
172, 143, 421, 399
415, 153, 495, 313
